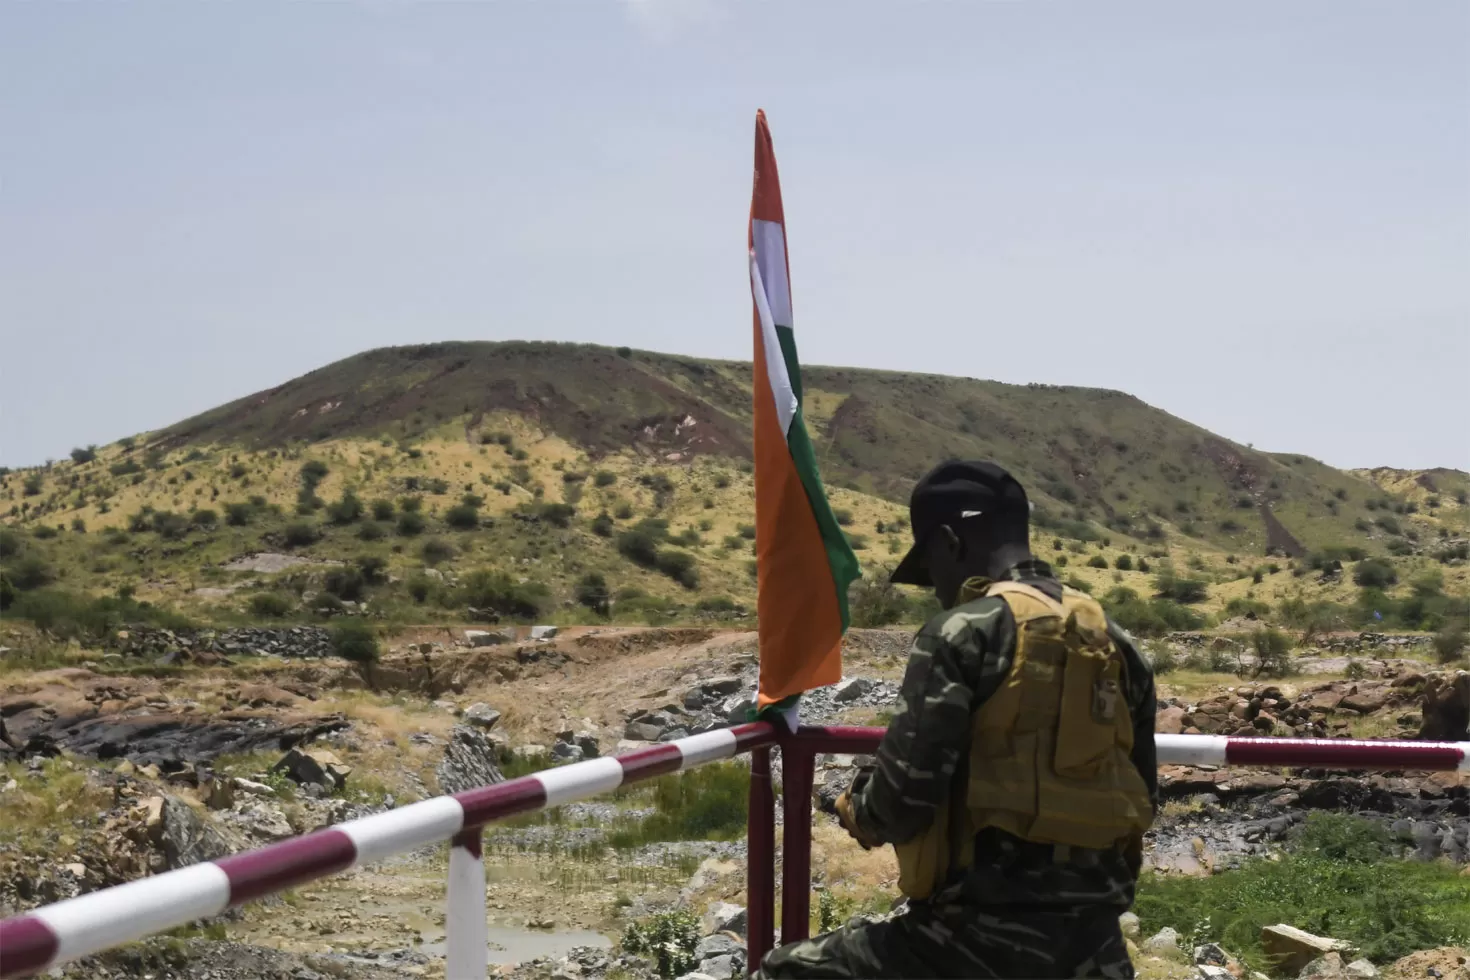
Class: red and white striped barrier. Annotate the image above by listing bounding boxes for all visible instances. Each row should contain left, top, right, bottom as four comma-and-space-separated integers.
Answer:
2, 728, 1467, 979
0, 724, 776, 979
1156, 733, 1470, 771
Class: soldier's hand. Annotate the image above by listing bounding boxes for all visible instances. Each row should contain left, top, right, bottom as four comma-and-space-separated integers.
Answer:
834, 788, 882, 851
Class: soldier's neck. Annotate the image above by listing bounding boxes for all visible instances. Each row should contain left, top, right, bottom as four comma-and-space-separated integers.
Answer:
980, 543, 1034, 582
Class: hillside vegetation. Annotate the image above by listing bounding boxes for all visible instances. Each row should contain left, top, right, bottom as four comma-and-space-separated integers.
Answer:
1, 341, 1466, 639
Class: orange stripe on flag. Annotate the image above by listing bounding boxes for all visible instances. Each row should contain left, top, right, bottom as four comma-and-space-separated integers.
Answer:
752, 326, 843, 707
750, 109, 843, 709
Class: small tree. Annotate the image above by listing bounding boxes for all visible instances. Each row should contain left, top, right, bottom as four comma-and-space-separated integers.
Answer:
575, 572, 610, 617
1433, 621, 1467, 664
332, 620, 380, 688
1354, 558, 1398, 589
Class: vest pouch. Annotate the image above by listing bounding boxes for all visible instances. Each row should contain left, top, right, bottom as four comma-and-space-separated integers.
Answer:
894, 814, 949, 900
1054, 637, 1123, 779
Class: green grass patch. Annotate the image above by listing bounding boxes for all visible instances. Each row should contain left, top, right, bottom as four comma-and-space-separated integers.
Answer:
607, 761, 748, 850
1134, 814, 1470, 971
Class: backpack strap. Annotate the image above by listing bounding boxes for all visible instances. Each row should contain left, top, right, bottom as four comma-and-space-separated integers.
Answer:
984, 580, 1067, 618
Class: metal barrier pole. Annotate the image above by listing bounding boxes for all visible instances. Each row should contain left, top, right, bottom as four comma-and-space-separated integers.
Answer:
446, 827, 488, 980
779, 738, 815, 946
747, 745, 776, 975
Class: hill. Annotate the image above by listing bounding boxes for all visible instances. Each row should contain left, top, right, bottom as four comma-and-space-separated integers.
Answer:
1, 341, 1466, 636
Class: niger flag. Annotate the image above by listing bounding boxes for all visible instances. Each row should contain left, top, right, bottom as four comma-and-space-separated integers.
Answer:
748, 110, 860, 713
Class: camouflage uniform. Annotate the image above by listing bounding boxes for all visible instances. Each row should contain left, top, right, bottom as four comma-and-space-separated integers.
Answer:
757, 560, 1158, 980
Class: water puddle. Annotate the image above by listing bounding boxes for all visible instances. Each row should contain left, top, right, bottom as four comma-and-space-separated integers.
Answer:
418, 925, 612, 964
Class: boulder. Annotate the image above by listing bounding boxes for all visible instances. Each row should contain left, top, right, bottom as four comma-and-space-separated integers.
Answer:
625, 722, 666, 742
1343, 960, 1378, 979
1420, 672, 1470, 741
513, 745, 549, 763
202, 773, 235, 810
1156, 706, 1188, 734
232, 777, 276, 798
1196, 967, 1233, 980
530, 625, 559, 640
464, 630, 507, 648
1260, 925, 1350, 976
701, 677, 745, 697
697, 954, 739, 979
1143, 927, 1181, 955
464, 703, 502, 730
704, 902, 747, 937
151, 795, 233, 869
723, 696, 756, 724
694, 934, 742, 961
436, 725, 506, 795
1299, 952, 1345, 978
1118, 912, 1141, 940
1194, 943, 1233, 967
574, 732, 600, 758
550, 742, 584, 763
225, 801, 294, 842
272, 748, 351, 792
833, 678, 874, 703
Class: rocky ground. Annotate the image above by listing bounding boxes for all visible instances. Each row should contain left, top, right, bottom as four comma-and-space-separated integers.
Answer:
3, 625, 1469, 980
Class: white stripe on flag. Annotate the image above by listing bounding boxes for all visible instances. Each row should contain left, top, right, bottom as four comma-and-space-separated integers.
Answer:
750, 251, 798, 438
751, 219, 793, 327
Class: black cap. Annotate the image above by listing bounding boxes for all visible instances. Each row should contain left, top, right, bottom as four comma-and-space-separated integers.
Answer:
889, 460, 1030, 586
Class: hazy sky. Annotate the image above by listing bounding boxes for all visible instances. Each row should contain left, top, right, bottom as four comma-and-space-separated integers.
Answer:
2, 1, 1466, 470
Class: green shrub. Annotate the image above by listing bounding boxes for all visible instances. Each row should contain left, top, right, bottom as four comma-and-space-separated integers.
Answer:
282, 522, 320, 547
249, 593, 293, 618
591, 512, 614, 537
1353, 558, 1398, 588
849, 573, 908, 628
8, 555, 55, 592
371, 499, 395, 521
396, 511, 427, 536
1114, 554, 1133, 571
613, 501, 634, 520
331, 620, 379, 667
300, 460, 329, 489
458, 569, 550, 620
847, 533, 869, 551
421, 538, 456, 566
833, 508, 854, 527
1100, 587, 1205, 635
1249, 627, 1295, 677
1147, 645, 1179, 675
326, 492, 364, 525
111, 459, 143, 477
617, 529, 662, 568
738, 523, 757, 540
399, 495, 424, 514
70, 446, 96, 464
8, 588, 192, 642
537, 502, 576, 528
1087, 555, 1109, 569
1223, 597, 1271, 620
1434, 621, 1467, 664
150, 510, 190, 540
32, 525, 60, 540
1153, 571, 1207, 603
444, 504, 479, 529
594, 470, 617, 488
224, 502, 254, 526
0, 529, 22, 559
191, 508, 218, 528
324, 567, 367, 602
1064, 576, 1093, 594
655, 549, 700, 589
357, 521, 386, 541
575, 572, 610, 616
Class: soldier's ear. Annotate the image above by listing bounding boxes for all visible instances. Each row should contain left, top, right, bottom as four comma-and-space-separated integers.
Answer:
937, 524, 963, 561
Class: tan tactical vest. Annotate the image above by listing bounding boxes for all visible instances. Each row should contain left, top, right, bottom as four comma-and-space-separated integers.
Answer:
894, 581, 1154, 899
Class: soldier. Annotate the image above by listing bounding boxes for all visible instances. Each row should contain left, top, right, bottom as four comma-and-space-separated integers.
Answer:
756, 460, 1157, 979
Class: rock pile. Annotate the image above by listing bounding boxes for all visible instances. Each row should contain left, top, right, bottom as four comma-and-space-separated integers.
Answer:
114, 626, 334, 660
437, 724, 506, 795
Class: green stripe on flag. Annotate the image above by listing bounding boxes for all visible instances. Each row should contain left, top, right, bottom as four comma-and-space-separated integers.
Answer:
774, 324, 861, 630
